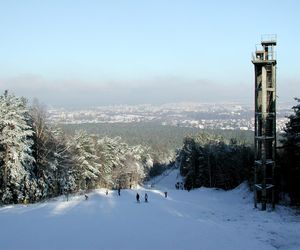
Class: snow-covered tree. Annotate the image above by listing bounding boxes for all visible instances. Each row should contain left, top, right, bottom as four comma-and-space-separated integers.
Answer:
51, 128, 77, 195
0, 91, 160, 204
96, 136, 126, 188
29, 100, 59, 199
71, 131, 100, 190
0, 91, 35, 204
122, 144, 146, 187
95, 136, 148, 188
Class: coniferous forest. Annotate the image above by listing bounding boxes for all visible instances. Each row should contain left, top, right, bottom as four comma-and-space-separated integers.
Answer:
0, 91, 299, 206
0, 91, 153, 204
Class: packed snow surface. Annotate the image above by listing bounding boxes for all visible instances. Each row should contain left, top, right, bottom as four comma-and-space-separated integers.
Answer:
0, 170, 299, 250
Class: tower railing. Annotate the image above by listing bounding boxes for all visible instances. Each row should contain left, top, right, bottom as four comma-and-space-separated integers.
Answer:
252, 51, 276, 62
261, 34, 277, 43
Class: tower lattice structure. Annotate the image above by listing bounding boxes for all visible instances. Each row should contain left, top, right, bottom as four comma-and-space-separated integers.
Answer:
252, 34, 277, 210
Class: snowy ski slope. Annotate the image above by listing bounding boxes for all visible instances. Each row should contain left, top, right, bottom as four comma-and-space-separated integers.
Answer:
0, 170, 299, 250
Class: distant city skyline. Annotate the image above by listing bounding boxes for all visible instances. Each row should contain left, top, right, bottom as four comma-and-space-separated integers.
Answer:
0, 1, 299, 107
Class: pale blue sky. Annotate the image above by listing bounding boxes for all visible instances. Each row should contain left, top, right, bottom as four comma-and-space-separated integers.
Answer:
0, 0, 299, 107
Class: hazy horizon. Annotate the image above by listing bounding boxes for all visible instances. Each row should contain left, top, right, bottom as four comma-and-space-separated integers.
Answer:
1, 1, 299, 108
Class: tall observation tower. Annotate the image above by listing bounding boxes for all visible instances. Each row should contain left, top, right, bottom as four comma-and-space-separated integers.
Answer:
252, 34, 277, 210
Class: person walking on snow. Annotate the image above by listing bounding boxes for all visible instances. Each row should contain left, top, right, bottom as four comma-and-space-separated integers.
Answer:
136, 193, 140, 203
145, 193, 148, 203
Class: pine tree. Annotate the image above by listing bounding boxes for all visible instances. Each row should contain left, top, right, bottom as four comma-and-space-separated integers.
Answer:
122, 144, 146, 187
95, 136, 147, 188
0, 91, 35, 204
30, 99, 59, 200
281, 98, 300, 205
178, 132, 253, 191
72, 131, 100, 190
52, 128, 77, 195
96, 137, 126, 188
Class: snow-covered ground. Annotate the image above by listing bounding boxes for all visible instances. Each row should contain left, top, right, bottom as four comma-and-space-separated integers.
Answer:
0, 170, 299, 250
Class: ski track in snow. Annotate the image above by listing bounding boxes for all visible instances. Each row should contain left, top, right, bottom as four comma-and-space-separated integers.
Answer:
0, 170, 299, 250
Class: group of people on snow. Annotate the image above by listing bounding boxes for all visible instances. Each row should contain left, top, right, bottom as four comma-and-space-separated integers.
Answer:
83, 187, 169, 203
136, 192, 148, 203
175, 182, 184, 190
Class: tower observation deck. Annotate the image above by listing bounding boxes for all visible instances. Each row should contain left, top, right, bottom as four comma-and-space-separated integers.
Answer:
252, 34, 277, 210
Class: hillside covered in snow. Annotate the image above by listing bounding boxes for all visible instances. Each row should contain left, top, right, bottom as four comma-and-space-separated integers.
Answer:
0, 170, 299, 250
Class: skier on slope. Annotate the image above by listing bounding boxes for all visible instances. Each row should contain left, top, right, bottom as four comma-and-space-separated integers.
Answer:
136, 193, 140, 203
145, 193, 148, 203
